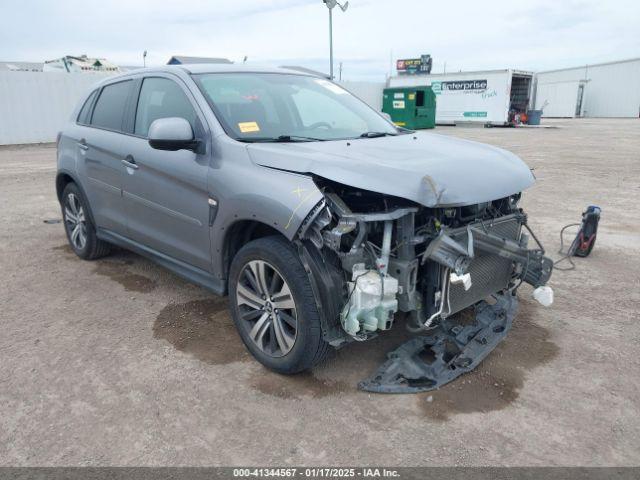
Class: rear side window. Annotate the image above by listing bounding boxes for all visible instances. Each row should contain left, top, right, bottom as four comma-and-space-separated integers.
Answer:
134, 77, 196, 137
90, 80, 133, 132
77, 90, 97, 124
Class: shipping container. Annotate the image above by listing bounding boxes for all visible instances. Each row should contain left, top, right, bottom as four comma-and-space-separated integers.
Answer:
388, 69, 534, 126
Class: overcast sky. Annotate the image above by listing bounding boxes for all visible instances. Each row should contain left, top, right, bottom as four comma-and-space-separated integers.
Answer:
2, 0, 638, 80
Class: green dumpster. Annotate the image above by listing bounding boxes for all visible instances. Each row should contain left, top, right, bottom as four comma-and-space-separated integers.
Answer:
382, 86, 436, 129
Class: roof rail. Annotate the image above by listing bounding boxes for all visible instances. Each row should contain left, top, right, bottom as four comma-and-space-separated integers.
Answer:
279, 66, 330, 79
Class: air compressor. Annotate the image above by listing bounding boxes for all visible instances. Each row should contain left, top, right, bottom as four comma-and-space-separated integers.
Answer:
555, 205, 601, 270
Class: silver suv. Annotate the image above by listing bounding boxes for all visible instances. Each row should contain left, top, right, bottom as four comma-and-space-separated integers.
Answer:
56, 65, 552, 392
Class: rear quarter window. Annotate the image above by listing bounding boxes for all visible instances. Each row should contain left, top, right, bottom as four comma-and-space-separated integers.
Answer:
90, 80, 133, 132
77, 90, 98, 125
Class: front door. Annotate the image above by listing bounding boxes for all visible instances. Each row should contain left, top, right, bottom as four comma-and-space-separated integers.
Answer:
120, 75, 212, 272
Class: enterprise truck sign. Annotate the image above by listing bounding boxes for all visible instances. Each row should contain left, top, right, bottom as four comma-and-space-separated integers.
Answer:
432, 79, 488, 95
442, 79, 487, 91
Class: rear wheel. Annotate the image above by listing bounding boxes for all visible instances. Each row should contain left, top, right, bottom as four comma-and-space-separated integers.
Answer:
228, 236, 329, 374
61, 183, 110, 260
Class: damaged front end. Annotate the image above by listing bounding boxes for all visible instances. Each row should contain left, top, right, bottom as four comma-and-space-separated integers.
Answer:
297, 179, 553, 393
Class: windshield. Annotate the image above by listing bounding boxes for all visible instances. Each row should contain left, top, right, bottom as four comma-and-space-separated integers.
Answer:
194, 73, 399, 142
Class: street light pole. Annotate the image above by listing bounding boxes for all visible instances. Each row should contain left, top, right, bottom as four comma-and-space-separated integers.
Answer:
323, 0, 348, 80
329, 6, 333, 79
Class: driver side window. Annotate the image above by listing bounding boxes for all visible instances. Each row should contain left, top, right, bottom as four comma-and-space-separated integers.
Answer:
135, 77, 197, 137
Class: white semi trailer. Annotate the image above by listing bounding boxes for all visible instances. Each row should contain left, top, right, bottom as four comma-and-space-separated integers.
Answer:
388, 69, 534, 126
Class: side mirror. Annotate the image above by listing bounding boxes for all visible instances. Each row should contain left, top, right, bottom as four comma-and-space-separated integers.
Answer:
148, 117, 199, 152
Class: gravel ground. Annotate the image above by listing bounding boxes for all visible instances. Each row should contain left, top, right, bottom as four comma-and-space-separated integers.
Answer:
0, 119, 638, 466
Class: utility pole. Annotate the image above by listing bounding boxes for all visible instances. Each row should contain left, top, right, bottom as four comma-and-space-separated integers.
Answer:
389, 49, 393, 79
322, 0, 349, 80
329, 6, 333, 79
339, 62, 343, 81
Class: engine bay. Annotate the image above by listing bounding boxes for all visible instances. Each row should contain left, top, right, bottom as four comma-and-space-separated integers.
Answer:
297, 177, 553, 346
294, 178, 554, 392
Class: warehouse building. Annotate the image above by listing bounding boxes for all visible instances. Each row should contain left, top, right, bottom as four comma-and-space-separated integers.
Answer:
533, 57, 640, 118
0, 61, 42, 72
167, 56, 232, 65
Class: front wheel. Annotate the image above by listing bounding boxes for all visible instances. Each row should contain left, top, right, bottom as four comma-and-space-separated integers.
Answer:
228, 236, 330, 374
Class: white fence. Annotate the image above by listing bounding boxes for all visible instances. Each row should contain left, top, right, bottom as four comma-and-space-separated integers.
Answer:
0, 72, 386, 145
0, 71, 114, 145
338, 81, 385, 112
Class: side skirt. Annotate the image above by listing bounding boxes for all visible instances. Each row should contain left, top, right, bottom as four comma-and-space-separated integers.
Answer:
97, 228, 226, 296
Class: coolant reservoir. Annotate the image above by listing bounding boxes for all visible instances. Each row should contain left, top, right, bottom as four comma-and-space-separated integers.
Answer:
341, 264, 399, 336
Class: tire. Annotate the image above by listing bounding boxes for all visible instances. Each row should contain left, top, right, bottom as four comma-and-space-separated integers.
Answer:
228, 236, 330, 374
61, 182, 111, 260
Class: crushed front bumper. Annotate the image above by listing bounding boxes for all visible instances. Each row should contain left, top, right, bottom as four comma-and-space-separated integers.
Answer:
359, 293, 517, 394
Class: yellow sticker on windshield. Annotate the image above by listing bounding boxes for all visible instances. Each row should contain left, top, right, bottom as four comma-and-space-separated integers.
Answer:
238, 121, 260, 133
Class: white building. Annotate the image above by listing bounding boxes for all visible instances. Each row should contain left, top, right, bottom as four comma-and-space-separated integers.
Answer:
534, 57, 640, 118
43, 55, 120, 73
0, 61, 42, 72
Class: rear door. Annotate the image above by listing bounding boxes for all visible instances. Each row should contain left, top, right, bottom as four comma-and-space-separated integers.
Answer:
80, 79, 134, 233
120, 75, 212, 271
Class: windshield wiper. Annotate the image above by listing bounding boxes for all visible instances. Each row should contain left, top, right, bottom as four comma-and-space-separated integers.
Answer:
274, 135, 326, 142
359, 131, 398, 138
240, 135, 325, 143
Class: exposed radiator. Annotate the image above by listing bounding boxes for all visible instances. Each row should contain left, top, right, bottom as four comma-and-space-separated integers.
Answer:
446, 217, 521, 315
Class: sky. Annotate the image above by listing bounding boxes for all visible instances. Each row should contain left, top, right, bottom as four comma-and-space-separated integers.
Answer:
1, 0, 639, 81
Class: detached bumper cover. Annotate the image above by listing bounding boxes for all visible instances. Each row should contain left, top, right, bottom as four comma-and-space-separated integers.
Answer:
358, 293, 517, 394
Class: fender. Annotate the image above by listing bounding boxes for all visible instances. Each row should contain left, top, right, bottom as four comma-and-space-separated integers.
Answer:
209, 169, 324, 288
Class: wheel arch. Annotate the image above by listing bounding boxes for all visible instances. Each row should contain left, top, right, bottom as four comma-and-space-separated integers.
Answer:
55, 171, 76, 202
221, 219, 287, 286
55, 170, 97, 226
211, 182, 324, 291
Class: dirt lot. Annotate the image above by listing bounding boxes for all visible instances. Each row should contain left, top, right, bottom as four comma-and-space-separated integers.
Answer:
1, 119, 638, 466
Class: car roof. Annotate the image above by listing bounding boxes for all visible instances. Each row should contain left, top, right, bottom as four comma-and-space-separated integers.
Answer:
89, 64, 328, 95
177, 63, 314, 75
109, 64, 320, 79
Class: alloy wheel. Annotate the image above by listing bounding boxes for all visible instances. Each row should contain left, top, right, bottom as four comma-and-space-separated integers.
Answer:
64, 193, 87, 251
236, 260, 298, 357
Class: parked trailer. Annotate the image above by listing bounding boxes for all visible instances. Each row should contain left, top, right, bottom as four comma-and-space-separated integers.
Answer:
388, 69, 533, 126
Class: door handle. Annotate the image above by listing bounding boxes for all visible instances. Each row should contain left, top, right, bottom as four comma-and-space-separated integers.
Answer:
121, 157, 138, 170
78, 139, 89, 151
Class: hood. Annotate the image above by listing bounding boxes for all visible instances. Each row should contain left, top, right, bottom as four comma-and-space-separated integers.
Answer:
246, 132, 535, 207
